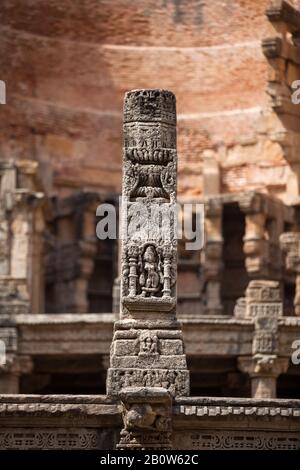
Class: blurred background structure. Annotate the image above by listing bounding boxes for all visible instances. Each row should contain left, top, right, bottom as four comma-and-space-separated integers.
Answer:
1, 0, 300, 399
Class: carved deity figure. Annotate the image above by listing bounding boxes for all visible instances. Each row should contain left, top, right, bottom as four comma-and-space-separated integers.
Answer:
138, 331, 159, 356
139, 245, 163, 297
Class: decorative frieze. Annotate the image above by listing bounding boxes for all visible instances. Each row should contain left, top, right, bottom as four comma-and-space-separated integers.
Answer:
0, 429, 102, 450
174, 430, 300, 450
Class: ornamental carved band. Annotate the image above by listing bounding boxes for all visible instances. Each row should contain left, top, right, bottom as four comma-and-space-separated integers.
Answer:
107, 90, 189, 401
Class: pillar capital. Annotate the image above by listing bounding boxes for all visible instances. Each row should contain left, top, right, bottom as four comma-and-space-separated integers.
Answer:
238, 355, 289, 378
238, 355, 289, 399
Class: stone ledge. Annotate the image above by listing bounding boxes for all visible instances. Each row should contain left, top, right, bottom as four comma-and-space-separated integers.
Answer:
180, 316, 253, 325
175, 396, 300, 407
13, 314, 115, 324
0, 395, 122, 429
7, 313, 300, 327
0, 394, 116, 404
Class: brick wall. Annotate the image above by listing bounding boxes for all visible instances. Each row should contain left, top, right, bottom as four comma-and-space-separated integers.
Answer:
0, 0, 294, 199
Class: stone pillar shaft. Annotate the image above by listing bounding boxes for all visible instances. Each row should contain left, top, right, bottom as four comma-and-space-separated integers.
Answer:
237, 280, 288, 399
204, 199, 223, 315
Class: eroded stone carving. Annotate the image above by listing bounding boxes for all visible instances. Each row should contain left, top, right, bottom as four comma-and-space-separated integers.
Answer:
117, 387, 172, 450
137, 331, 159, 357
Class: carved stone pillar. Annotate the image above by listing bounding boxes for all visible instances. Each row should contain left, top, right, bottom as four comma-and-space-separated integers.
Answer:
237, 279, 288, 398
203, 198, 223, 314
280, 232, 300, 316
107, 89, 189, 449
45, 193, 99, 313
238, 191, 288, 281
0, 160, 46, 315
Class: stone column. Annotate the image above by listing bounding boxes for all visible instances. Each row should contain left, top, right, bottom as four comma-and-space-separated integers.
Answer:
107, 89, 189, 449
203, 198, 223, 314
46, 193, 98, 313
237, 280, 289, 398
75, 200, 98, 313
280, 232, 300, 316
202, 150, 220, 196
0, 160, 46, 315
238, 192, 269, 277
